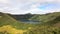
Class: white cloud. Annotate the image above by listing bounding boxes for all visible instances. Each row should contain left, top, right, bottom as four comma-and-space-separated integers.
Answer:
0, 0, 10, 3
0, 0, 60, 14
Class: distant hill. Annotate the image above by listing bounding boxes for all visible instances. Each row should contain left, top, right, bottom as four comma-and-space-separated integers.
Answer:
7, 12, 60, 26
0, 12, 60, 34
0, 12, 40, 34
30, 12, 60, 26
4, 12, 60, 26
9, 14, 35, 21
0, 12, 19, 26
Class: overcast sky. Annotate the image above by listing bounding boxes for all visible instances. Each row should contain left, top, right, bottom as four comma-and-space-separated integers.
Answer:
0, 0, 60, 14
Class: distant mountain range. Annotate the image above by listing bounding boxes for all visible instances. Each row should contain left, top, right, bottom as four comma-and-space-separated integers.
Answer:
1, 12, 60, 26
0, 12, 60, 34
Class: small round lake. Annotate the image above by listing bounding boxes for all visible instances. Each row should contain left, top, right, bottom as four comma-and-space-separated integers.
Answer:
19, 19, 40, 24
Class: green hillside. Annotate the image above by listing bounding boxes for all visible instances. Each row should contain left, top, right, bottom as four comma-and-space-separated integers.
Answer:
0, 12, 36, 34
28, 12, 60, 34
0, 12, 37, 29
30, 12, 60, 25
0, 12, 19, 26
0, 12, 60, 34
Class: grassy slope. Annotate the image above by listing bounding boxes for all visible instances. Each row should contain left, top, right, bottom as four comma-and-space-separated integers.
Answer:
28, 12, 60, 34
0, 12, 60, 34
0, 13, 37, 34
30, 12, 60, 26
0, 13, 36, 30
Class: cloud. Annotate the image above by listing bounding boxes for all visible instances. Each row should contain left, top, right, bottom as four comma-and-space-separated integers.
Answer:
0, 0, 60, 14
0, 0, 10, 3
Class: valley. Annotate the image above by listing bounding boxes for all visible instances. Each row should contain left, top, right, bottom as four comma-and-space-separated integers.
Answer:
0, 12, 60, 34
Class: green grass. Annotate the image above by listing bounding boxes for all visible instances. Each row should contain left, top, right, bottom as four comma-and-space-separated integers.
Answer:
0, 13, 36, 30
0, 12, 60, 34
30, 12, 60, 25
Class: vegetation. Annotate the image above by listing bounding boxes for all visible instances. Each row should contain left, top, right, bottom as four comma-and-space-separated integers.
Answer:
0, 12, 60, 34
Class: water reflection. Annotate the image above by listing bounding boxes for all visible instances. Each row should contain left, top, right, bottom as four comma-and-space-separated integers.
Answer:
20, 19, 40, 24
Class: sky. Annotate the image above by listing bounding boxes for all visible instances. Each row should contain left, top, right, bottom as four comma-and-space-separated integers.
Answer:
0, 0, 60, 14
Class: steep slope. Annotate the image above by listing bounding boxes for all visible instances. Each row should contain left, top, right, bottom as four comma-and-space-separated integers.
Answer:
0, 12, 60, 34
30, 12, 60, 25
0, 12, 35, 29
0, 12, 23, 27
42, 12, 60, 25
0, 12, 36, 34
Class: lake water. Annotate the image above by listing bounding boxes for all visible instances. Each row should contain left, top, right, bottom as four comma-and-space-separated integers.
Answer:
20, 19, 40, 24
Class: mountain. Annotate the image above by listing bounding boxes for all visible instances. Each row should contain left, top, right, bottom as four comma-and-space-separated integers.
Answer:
8, 13, 35, 21
0, 12, 36, 34
30, 12, 60, 26
0, 12, 60, 34
27, 12, 60, 34
6, 12, 60, 27
0, 12, 19, 26
8, 13, 40, 24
